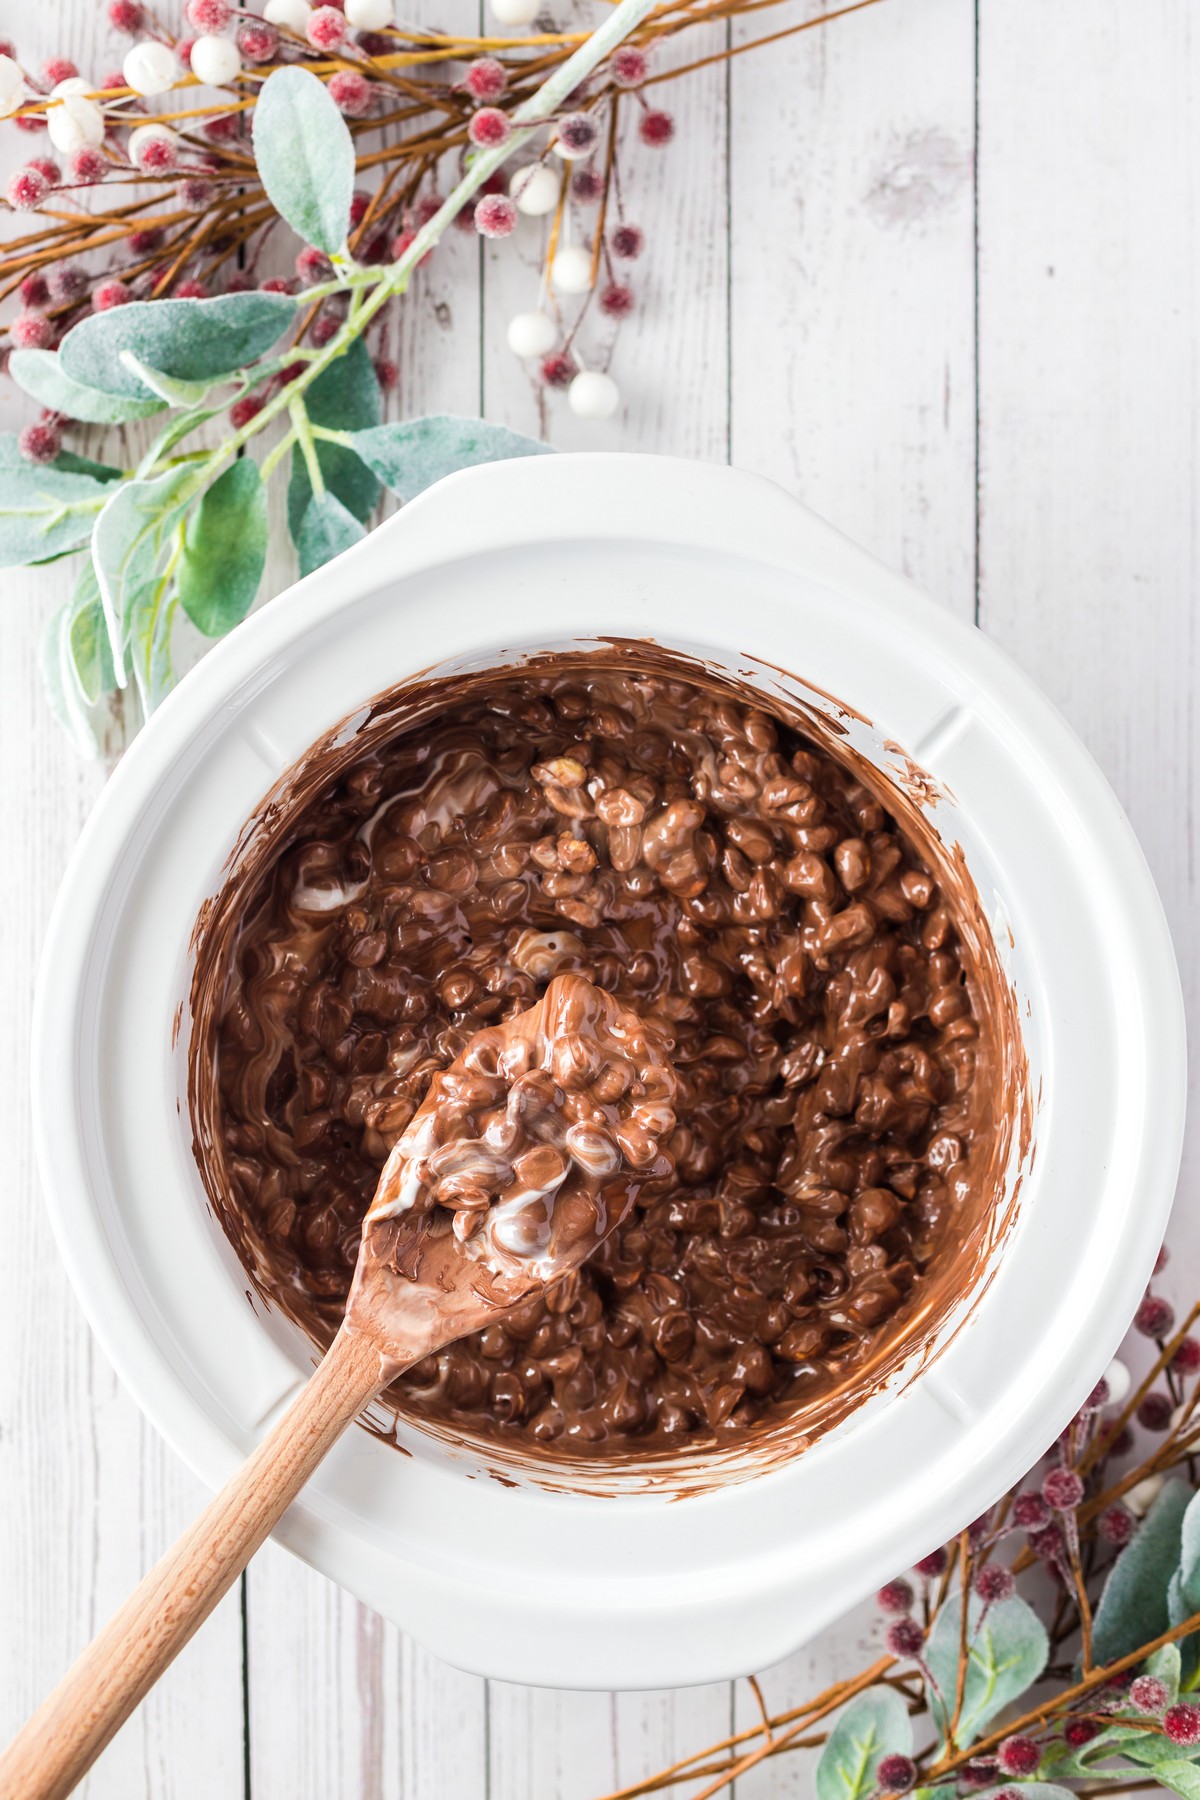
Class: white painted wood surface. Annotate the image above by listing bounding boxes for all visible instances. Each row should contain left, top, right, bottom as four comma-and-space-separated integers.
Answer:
2, 1, 1197, 1795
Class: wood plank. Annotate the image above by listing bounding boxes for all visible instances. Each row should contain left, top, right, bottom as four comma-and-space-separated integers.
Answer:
976, 0, 1199, 1246
487, 1679, 733, 1800
729, 0, 978, 616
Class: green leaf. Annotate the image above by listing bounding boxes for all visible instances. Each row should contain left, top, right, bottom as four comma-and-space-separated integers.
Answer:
178, 458, 267, 636
1169, 1569, 1200, 1688
1092, 1481, 1192, 1669
1179, 1487, 1200, 1611
1154, 1762, 1200, 1799
125, 576, 177, 716
293, 489, 365, 577
119, 349, 214, 408
9, 348, 166, 424
92, 466, 194, 683
815, 1690, 911, 1800
40, 588, 109, 760
51, 451, 124, 483
65, 560, 116, 706
1147, 1641, 1184, 1704
252, 66, 354, 257
0, 438, 115, 568
347, 414, 552, 501
287, 338, 381, 534
925, 1593, 1048, 1747
60, 293, 296, 399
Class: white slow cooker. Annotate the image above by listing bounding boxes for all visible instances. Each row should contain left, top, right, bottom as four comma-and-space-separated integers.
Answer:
33, 455, 1186, 1688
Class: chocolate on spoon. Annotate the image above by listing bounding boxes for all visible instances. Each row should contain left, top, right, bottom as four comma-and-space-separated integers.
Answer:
0, 974, 676, 1800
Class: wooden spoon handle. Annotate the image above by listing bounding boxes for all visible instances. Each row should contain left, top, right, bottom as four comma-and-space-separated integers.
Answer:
0, 1325, 389, 1800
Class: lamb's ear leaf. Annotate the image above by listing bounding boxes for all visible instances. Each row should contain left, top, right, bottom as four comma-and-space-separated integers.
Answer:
815, 1689, 912, 1800
178, 459, 267, 636
60, 293, 296, 398
252, 66, 354, 256
925, 1592, 1048, 1747
1092, 1481, 1191, 1669
291, 489, 365, 577
346, 414, 552, 501
9, 348, 166, 424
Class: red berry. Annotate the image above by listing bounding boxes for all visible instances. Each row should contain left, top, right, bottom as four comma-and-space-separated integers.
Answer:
185, 0, 231, 30
49, 264, 88, 303
997, 1736, 1041, 1776
974, 1563, 1015, 1604
1136, 1295, 1176, 1339
599, 281, 634, 318
349, 188, 371, 225
10, 311, 54, 350
1110, 1424, 1135, 1456
1137, 1391, 1173, 1431
20, 273, 50, 307
128, 228, 163, 254
1012, 1491, 1050, 1530
306, 6, 347, 50
1043, 1467, 1085, 1512
329, 69, 372, 115
611, 222, 643, 260
356, 31, 391, 57
571, 167, 604, 202
69, 146, 107, 183
638, 108, 674, 147
237, 21, 277, 62
876, 1754, 916, 1793
30, 156, 62, 183
309, 312, 339, 346
464, 57, 506, 100
474, 194, 516, 238
1029, 1522, 1065, 1566
960, 1762, 1000, 1790
914, 1549, 947, 1578
556, 112, 598, 157
611, 45, 647, 87
259, 275, 294, 293
42, 57, 79, 86
1064, 1719, 1101, 1747
133, 133, 176, 172
469, 106, 510, 148
14, 115, 47, 135
1085, 1377, 1110, 1411
1174, 1336, 1200, 1374
373, 357, 398, 391
885, 1617, 925, 1659
0, 38, 14, 58
1165, 1704, 1200, 1746
875, 1579, 914, 1615
415, 192, 444, 226
107, 0, 144, 29
295, 245, 333, 284
93, 279, 131, 310
18, 420, 62, 464
177, 177, 211, 209
540, 350, 576, 388
1099, 1504, 1135, 1547
229, 393, 264, 429
100, 67, 127, 89
175, 277, 206, 297
7, 166, 50, 211
203, 113, 241, 142
1129, 1675, 1168, 1714
1155, 1244, 1170, 1273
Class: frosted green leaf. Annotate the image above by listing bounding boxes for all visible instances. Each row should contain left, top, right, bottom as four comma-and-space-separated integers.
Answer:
178, 459, 267, 636
293, 488, 365, 577
287, 338, 381, 534
92, 466, 194, 683
60, 293, 296, 399
925, 1592, 1048, 1747
0, 438, 115, 568
815, 1690, 911, 1800
119, 349, 214, 408
347, 414, 552, 501
1092, 1481, 1191, 1669
9, 349, 165, 424
252, 67, 354, 256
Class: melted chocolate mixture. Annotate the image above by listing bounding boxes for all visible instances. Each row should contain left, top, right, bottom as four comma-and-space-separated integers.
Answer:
200, 666, 1001, 1456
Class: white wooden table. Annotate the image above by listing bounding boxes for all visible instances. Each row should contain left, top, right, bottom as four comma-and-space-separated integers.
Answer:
2, 2, 1197, 1793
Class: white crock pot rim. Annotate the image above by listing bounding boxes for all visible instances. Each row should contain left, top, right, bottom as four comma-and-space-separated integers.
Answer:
32, 454, 1187, 1684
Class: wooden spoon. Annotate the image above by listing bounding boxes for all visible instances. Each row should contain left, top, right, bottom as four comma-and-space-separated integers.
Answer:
0, 973, 676, 1800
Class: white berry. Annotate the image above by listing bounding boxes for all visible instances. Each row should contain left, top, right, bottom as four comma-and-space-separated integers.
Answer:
507, 311, 557, 358
510, 164, 558, 217
123, 39, 180, 98
47, 80, 106, 154
264, 0, 312, 27
0, 53, 27, 120
1103, 1357, 1131, 1406
190, 34, 242, 87
550, 243, 593, 295
345, 0, 393, 24
488, 0, 540, 24
1125, 1473, 1164, 1517
567, 370, 619, 419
